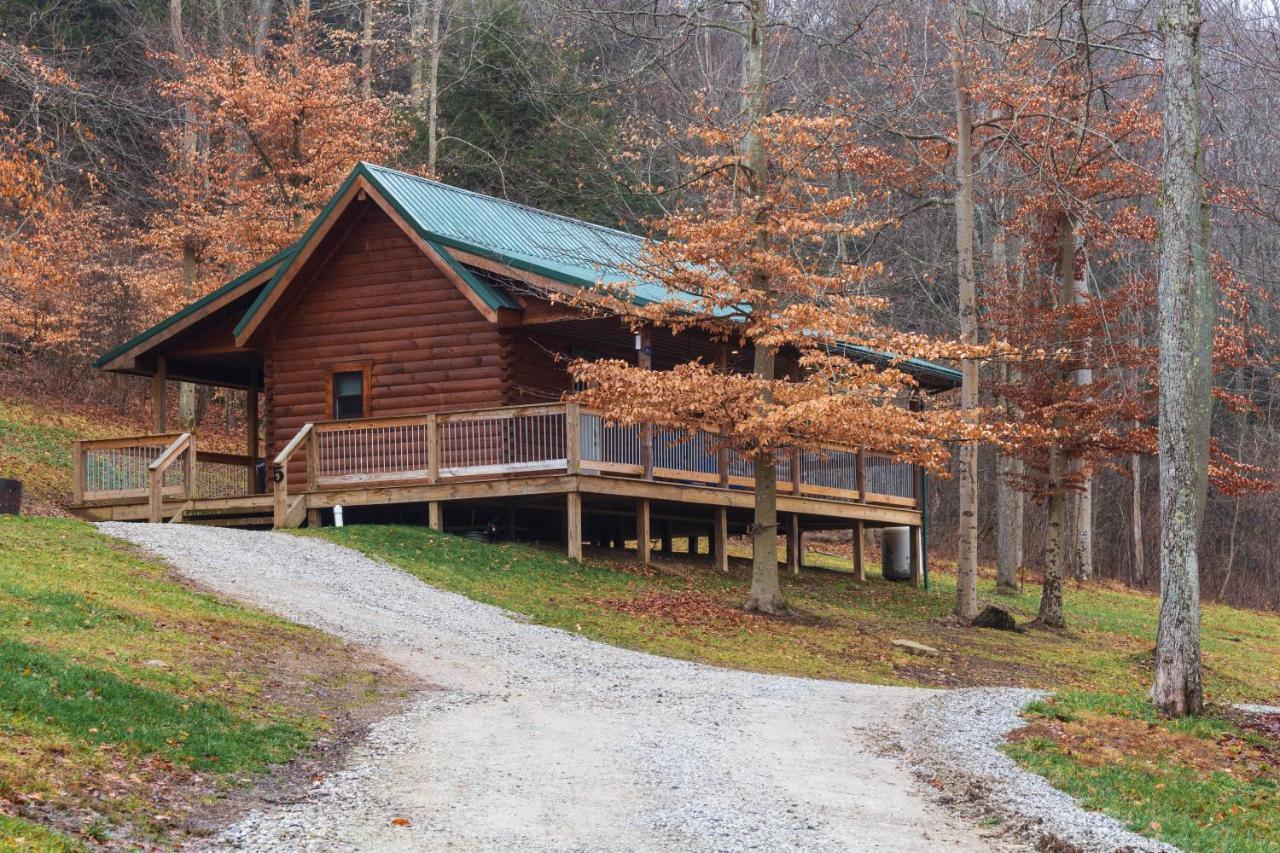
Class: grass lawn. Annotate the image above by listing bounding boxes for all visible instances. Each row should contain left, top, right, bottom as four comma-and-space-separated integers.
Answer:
314, 524, 1280, 852
0, 517, 404, 847
0, 391, 242, 515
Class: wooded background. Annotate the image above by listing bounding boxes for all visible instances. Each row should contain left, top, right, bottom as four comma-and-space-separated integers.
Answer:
0, 0, 1275, 608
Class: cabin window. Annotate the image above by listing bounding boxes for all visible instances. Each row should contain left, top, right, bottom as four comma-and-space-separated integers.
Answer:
329, 365, 371, 420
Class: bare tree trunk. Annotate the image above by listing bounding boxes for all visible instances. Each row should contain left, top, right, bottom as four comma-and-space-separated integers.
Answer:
1072, 237, 1093, 580
411, 0, 443, 175
992, 208, 1021, 594
1039, 469, 1067, 628
740, 0, 782, 615
1130, 449, 1145, 585
1217, 496, 1242, 600
171, 0, 199, 431
254, 0, 273, 59
996, 443, 1023, 594
360, 0, 375, 99
952, 1, 979, 621
427, 0, 442, 175
1036, 213, 1077, 629
1153, 0, 1210, 718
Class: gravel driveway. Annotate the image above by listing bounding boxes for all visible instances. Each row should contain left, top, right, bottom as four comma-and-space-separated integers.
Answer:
102, 523, 991, 852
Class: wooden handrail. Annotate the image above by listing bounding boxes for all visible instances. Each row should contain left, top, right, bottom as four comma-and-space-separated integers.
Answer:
272, 423, 314, 468
148, 433, 193, 523
272, 422, 314, 529
149, 433, 193, 474
196, 450, 256, 466
80, 432, 185, 452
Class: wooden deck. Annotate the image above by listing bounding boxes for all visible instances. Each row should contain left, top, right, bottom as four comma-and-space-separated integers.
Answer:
70, 402, 925, 571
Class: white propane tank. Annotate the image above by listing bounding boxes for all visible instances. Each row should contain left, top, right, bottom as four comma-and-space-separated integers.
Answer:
333, 505, 344, 528
881, 527, 911, 581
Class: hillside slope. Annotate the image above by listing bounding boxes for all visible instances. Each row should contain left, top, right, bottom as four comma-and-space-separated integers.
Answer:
0, 517, 408, 848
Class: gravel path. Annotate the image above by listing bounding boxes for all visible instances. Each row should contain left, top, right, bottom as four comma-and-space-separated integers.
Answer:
901, 688, 1176, 852
101, 523, 992, 852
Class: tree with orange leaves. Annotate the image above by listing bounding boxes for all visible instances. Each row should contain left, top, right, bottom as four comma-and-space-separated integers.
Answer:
0, 111, 106, 360
570, 96, 990, 614
150, 10, 406, 292
975, 26, 1270, 629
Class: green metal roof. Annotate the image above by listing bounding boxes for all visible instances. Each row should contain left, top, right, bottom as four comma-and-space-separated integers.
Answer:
93, 244, 298, 369
105, 161, 959, 388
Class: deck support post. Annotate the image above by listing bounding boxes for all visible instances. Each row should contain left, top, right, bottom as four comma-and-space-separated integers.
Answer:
246, 368, 260, 494
714, 507, 729, 572
786, 513, 802, 575
637, 329, 654, 481
307, 508, 322, 527
566, 492, 583, 561
659, 520, 672, 556
636, 499, 651, 564
853, 519, 866, 582
152, 357, 167, 433
428, 501, 442, 531
910, 525, 924, 588
72, 440, 85, 506
506, 505, 517, 541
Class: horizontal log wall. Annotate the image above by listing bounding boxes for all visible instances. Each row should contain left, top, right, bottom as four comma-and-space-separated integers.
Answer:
264, 208, 505, 488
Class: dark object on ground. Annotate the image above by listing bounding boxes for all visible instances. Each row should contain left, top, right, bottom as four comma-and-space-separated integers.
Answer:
973, 605, 1019, 632
0, 478, 20, 515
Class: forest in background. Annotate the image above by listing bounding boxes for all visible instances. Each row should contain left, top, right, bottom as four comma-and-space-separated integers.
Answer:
0, 0, 1276, 609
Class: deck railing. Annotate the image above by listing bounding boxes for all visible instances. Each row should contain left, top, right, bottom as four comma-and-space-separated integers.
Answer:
73, 435, 260, 517
74, 403, 919, 525
279, 402, 918, 509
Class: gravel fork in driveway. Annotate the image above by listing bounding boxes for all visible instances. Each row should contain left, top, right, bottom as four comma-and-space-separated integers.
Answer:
101, 523, 996, 852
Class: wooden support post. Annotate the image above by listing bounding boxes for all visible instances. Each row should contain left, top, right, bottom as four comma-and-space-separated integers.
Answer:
307, 508, 322, 528
791, 448, 803, 495
636, 498, 651, 564
71, 440, 84, 506
714, 506, 729, 572
660, 520, 672, 556
506, 504, 517, 540
716, 342, 731, 488
853, 519, 866, 582
855, 449, 867, 503
910, 525, 924, 588
428, 501, 442, 531
272, 474, 286, 529
786, 513, 801, 575
306, 429, 317, 492
183, 434, 196, 500
148, 469, 163, 524
152, 357, 167, 433
637, 329, 654, 480
247, 368, 260, 494
565, 403, 580, 475
566, 491, 583, 562
427, 413, 440, 482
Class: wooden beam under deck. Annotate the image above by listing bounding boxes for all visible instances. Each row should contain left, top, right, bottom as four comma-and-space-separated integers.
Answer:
77, 471, 922, 530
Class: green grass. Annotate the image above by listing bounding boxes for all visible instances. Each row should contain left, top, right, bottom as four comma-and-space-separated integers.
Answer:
311, 525, 1280, 701
316, 524, 1280, 852
0, 399, 111, 511
1005, 691, 1280, 851
0, 814, 82, 852
0, 517, 391, 845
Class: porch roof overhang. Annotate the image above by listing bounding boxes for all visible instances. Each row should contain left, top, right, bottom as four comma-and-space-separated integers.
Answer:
92, 245, 296, 388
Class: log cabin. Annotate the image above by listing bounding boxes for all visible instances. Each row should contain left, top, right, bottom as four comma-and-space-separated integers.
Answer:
73, 162, 960, 582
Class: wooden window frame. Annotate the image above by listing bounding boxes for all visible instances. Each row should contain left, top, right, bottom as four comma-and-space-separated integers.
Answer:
326, 362, 373, 421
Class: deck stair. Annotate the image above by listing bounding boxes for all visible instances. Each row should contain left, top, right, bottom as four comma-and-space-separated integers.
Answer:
177, 502, 275, 528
